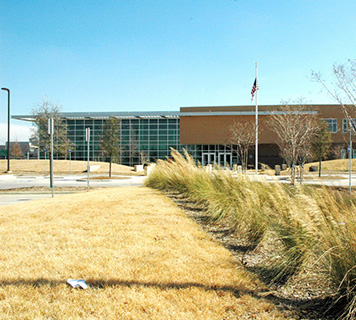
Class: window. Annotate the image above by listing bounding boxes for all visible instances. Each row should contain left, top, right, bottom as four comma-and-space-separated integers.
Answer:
342, 118, 356, 133
322, 119, 337, 133
343, 119, 348, 133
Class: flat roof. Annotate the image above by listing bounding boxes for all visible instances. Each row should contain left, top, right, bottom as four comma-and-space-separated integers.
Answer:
13, 105, 325, 121
12, 111, 181, 121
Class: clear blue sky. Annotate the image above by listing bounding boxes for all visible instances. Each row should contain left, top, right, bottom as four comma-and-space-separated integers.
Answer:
1, 0, 356, 142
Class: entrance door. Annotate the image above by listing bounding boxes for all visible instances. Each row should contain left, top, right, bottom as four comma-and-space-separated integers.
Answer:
225, 153, 232, 168
219, 154, 225, 167
218, 152, 232, 168
202, 153, 216, 166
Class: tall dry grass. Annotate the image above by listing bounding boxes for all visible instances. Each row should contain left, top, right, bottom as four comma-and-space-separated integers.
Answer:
145, 149, 356, 319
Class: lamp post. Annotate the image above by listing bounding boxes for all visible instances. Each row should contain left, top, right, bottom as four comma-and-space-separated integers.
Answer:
86, 127, 90, 191
48, 118, 54, 198
1, 88, 10, 172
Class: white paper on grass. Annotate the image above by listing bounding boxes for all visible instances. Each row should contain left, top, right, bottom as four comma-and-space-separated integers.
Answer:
67, 278, 88, 289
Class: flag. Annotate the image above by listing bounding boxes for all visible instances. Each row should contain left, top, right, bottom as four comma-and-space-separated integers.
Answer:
251, 78, 259, 102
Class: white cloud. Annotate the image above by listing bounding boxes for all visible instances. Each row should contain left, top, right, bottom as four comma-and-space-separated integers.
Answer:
0, 122, 33, 145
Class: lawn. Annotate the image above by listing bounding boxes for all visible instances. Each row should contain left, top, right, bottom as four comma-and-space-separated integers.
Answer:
0, 159, 142, 176
0, 187, 289, 319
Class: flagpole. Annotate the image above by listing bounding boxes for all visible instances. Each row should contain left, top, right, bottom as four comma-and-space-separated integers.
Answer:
255, 63, 258, 175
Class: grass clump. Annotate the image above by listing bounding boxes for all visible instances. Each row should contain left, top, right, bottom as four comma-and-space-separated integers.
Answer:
145, 149, 356, 318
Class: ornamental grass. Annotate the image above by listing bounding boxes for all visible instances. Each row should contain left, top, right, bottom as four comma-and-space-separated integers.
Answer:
145, 149, 356, 319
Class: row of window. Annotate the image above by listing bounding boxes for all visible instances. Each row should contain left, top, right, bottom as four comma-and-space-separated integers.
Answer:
61, 118, 181, 165
322, 118, 356, 134
342, 119, 356, 133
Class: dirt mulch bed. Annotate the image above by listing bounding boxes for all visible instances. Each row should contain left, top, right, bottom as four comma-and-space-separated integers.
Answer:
166, 192, 340, 320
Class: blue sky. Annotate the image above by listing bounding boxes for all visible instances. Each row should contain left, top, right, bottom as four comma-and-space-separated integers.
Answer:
1, 0, 356, 142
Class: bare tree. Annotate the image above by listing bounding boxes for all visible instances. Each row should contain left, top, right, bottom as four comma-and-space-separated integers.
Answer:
129, 125, 140, 166
101, 117, 120, 177
31, 98, 71, 158
227, 120, 255, 172
268, 101, 318, 185
11, 142, 23, 159
312, 60, 356, 121
140, 151, 149, 165
312, 121, 332, 177
331, 143, 347, 159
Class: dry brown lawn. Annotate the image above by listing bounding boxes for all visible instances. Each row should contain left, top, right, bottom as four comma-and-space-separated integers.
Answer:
260, 158, 356, 176
0, 159, 142, 176
0, 187, 290, 319
304, 158, 356, 172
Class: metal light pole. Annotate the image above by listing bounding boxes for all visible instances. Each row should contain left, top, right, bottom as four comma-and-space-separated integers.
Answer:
349, 119, 356, 194
48, 118, 54, 198
44, 148, 47, 173
349, 129, 352, 194
86, 127, 90, 191
1, 88, 10, 172
69, 149, 72, 174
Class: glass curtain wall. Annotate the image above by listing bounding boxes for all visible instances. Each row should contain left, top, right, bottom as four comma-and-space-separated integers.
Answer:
63, 117, 182, 166
38, 116, 239, 168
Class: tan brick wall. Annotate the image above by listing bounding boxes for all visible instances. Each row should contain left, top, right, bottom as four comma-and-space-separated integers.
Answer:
180, 105, 356, 145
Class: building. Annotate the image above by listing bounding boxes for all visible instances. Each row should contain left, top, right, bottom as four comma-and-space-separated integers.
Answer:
13, 104, 355, 167
0, 142, 35, 159
13, 111, 183, 166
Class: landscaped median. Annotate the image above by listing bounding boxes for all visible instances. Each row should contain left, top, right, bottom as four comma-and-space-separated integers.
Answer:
0, 187, 290, 319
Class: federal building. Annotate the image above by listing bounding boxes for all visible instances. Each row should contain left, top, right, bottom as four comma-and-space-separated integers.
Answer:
13, 104, 355, 168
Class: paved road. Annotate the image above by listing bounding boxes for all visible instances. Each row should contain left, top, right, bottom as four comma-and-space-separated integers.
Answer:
0, 193, 54, 206
1, 172, 355, 207
0, 174, 146, 206
0, 174, 146, 189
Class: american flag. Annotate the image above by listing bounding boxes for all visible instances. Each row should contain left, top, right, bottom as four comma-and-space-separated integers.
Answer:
251, 78, 259, 102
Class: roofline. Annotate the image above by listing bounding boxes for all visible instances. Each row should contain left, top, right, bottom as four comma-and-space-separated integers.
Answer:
12, 110, 319, 121
13, 104, 342, 121
12, 111, 180, 121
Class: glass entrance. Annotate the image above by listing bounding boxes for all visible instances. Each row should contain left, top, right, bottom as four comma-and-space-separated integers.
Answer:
218, 152, 232, 168
202, 153, 216, 166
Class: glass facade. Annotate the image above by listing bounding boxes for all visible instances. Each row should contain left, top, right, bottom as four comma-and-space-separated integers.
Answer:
58, 116, 183, 166
13, 104, 351, 168
19, 111, 239, 167
35, 114, 239, 167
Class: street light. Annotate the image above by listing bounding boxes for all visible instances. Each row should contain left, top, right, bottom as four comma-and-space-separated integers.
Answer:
1, 88, 10, 172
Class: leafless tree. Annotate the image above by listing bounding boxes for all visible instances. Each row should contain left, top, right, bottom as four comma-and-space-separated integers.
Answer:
101, 117, 121, 177
128, 125, 140, 166
140, 151, 149, 165
331, 143, 347, 159
311, 121, 332, 177
312, 60, 356, 122
11, 142, 23, 159
268, 101, 318, 185
227, 120, 255, 172
31, 98, 71, 158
